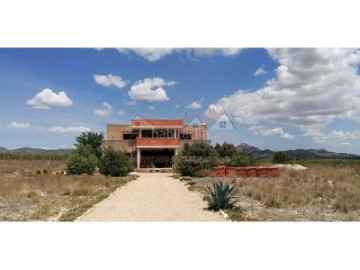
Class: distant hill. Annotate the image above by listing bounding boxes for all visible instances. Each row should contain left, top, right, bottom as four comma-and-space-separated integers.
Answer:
0, 147, 72, 155
236, 143, 360, 160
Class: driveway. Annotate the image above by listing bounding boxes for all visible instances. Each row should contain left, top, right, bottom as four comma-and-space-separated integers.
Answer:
77, 173, 225, 221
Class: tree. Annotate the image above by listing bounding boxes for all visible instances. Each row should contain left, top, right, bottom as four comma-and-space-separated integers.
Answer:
75, 131, 104, 159
181, 142, 219, 158
273, 151, 291, 164
226, 151, 258, 167
99, 147, 133, 177
214, 142, 237, 158
173, 142, 219, 177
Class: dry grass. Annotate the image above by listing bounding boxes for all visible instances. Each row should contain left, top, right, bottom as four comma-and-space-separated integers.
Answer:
0, 173, 137, 221
189, 164, 360, 221
0, 160, 66, 175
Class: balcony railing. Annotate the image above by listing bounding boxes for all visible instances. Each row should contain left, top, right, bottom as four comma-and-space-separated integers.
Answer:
136, 138, 180, 148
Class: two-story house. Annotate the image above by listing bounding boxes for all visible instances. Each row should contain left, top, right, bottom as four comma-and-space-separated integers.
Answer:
102, 118, 211, 169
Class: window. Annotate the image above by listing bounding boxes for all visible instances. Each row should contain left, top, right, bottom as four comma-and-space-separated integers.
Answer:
219, 121, 226, 129
180, 133, 192, 140
123, 133, 137, 140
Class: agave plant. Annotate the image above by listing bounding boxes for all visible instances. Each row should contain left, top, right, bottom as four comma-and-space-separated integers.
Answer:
204, 180, 238, 211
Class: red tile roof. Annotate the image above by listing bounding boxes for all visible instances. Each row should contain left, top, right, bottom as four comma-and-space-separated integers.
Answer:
132, 119, 184, 127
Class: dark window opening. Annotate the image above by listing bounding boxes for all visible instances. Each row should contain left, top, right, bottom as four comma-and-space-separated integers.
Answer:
180, 133, 192, 140
123, 133, 137, 140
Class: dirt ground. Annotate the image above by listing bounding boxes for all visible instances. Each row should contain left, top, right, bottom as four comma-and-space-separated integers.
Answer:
0, 160, 136, 221
186, 165, 360, 221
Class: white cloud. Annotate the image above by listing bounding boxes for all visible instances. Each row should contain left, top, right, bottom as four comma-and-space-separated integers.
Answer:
115, 48, 243, 61
175, 104, 181, 109
206, 49, 360, 143
93, 74, 127, 88
248, 125, 296, 140
126, 101, 137, 106
186, 101, 202, 109
117, 48, 177, 62
148, 106, 156, 110
192, 48, 243, 57
128, 77, 175, 102
94, 102, 112, 116
48, 126, 91, 133
27, 88, 73, 109
341, 142, 351, 145
118, 110, 125, 115
254, 64, 267, 76
7, 122, 31, 129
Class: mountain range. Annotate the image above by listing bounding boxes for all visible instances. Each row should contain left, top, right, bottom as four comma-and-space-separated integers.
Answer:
0, 147, 72, 155
1, 144, 360, 160
236, 143, 360, 160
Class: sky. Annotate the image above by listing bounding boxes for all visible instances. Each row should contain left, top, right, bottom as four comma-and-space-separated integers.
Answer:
1, 48, 360, 153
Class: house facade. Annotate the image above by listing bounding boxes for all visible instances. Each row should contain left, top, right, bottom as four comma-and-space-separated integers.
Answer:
102, 118, 211, 169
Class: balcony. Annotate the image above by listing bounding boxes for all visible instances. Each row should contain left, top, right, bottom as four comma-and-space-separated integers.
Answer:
136, 138, 180, 148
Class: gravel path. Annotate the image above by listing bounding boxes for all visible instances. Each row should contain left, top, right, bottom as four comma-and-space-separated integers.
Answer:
77, 173, 225, 221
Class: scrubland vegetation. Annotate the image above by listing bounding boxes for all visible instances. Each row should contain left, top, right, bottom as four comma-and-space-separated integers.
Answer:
186, 164, 360, 221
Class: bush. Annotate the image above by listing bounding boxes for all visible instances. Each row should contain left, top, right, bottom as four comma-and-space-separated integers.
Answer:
273, 151, 291, 164
182, 142, 219, 158
173, 154, 218, 177
174, 142, 219, 177
226, 151, 258, 167
66, 152, 97, 175
204, 180, 238, 211
99, 147, 133, 177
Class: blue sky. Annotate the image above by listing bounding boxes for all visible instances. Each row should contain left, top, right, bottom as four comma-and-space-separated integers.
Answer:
1, 48, 360, 153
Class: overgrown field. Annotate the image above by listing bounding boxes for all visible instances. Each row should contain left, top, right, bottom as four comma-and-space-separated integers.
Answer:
0, 160, 136, 221
186, 164, 360, 221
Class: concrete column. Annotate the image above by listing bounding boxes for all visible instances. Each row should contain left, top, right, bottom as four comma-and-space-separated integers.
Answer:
174, 129, 177, 138
139, 129, 142, 138
137, 148, 141, 169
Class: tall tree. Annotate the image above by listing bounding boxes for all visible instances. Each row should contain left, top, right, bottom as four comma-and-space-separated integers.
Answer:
75, 132, 104, 159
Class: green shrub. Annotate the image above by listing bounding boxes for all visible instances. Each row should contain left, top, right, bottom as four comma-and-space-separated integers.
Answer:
182, 142, 219, 157
99, 147, 133, 177
273, 151, 291, 164
174, 142, 219, 177
226, 151, 258, 167
204, 180, 238, 211
75, 131, 104, 159
173, 154, 218, 177
66, 152, 97, 175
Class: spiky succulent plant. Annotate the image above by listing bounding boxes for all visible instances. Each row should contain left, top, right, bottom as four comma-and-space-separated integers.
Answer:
204, 180, 237, 211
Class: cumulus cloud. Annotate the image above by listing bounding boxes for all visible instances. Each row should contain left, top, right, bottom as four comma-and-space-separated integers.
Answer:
254, 64, 267, 76
93, 74, 127, 88
175, 104, 181, 109
117, 48, 177, 62
248, 125, 296, 140
27, 88, 73, 109
48, 126, 91, 133
7, 122, 31, 129
148, 106, 156, 110
206, 49, 360, 143
94, 102, 112, 116
118, 110, 125, 115
341, 142, 351, 145
128, 77, 175, 102
186, 101, 202, 109
115, 48, 243, 61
